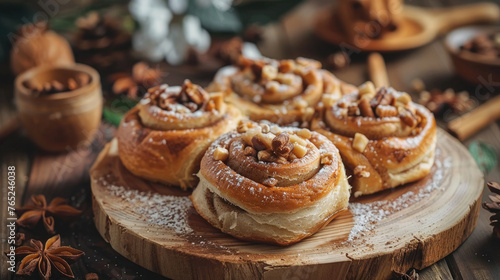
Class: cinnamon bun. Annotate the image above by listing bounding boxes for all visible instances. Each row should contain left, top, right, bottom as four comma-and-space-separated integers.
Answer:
311, 82, 436, 197
117, 80, 242, 190
191, 121, 351, 245
208, 57, 356, 126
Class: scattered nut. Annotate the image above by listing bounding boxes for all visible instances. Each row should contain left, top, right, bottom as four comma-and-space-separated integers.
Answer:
262, 65, 278, 80
213, 146, 229, 161
244, 146, 256, 157
297, 128, 312, 139
260, 123, 270, 134
353, 133, 369, 153
358, 81, 376, 98
289, 134, 308, 146
252, 136, 267, 151
262, 177, 278, 187
272, 132, 290, 151
375, 105, 398, 118
321, 153, 334, 165
396, 93, 412, 105
353, 165, 370, 177
292, 143, 308, 158
347, 104, 361, 116
266, 81, 280, 92
358, 98, 375, 117
270, 125, 282, 135
257, 150, 274, 162
399, 108, 418, 127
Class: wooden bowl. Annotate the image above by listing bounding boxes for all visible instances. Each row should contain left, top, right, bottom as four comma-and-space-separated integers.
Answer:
14, 64, 102, 152
444, 25, 500, 85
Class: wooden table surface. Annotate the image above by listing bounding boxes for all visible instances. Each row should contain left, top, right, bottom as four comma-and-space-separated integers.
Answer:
2, 0, 500, 279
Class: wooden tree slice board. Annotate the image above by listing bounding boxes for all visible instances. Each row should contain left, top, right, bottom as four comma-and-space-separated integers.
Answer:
90, 128, 483, 280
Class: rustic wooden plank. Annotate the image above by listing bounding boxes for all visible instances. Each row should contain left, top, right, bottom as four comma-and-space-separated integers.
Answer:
90, 128, 482, 280
445, 122, 500, 280
0, 80, 30, 280
418, 259, 453, 280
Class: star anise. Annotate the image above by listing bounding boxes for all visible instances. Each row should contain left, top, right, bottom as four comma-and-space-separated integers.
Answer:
16, 195, 82, 234
482, 181, 500, 239
6, 235, 84, 280
392, 268, 419, 280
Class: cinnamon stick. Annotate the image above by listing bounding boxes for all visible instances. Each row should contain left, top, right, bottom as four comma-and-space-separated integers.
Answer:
447, 95, 500, 141
368, 52, 390, 88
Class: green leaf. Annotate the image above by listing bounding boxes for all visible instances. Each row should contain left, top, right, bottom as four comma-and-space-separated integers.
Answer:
468, 141, 498, 174
102, 97, 137, 127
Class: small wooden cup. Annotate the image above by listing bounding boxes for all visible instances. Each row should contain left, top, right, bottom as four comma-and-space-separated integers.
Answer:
14, 64, 103, 152
445, 26, 500, 85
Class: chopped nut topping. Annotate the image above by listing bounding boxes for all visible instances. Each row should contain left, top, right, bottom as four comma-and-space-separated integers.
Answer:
358, 81, 376, 98
358, 98, 374, 117
145, 79, 210, 112
347, 104, 360, 116
353, 133, 369, 153
260, 123, 270, 134
399, 108, 418, 127
270, 125, 282, 135
322, 93, 340, 108
276, 73, 295, 85
321, 153, 334, 165
237, 120, 254, 133
396, 93, 412, 105
292, 143, 308, 158
244, 146, 256, 157
262, 177, 278, 187
262, 65, 278, 80
251, 135, 267, 151
289, 134, 308, 146
257, 150, 273, 162
297, 128, 312, 139
375, 105, 399, 118
266, 81, 280, 92
214, 146, 229, 161
353, 165, 370, 177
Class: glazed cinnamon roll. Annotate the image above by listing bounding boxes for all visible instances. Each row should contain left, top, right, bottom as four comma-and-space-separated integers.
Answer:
311, 82, 436, 197
191, 121, 350, 245
208, 57, 356, 126
117, 80, 242, 190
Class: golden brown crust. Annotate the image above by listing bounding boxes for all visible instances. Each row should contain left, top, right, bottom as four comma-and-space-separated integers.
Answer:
311, 86, 437, 196
117, 82, 242, 190
191, 123, 351, 245
208, 57, 355, 125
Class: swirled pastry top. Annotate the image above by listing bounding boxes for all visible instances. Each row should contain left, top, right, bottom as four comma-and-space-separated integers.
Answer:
137, 79, 227, 130
226, 57, 326, 105
200, 121, 344, 213
323, 82, 426, 140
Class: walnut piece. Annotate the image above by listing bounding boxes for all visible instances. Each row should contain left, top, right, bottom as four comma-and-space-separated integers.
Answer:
358, 98, 374, 117
262, 177, 278, 187
353, 133, 369, 153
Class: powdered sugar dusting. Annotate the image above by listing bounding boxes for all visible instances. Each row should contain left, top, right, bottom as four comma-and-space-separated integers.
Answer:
347, 154, 449, 241
103, 182, 193, 234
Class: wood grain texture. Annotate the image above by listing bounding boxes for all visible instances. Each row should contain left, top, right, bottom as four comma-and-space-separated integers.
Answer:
90, 129, 483, 280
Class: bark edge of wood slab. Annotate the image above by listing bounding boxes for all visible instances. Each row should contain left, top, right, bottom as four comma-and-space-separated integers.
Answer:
90, 129, 483, 280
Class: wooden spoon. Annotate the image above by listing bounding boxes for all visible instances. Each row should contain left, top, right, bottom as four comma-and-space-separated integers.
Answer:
315, 3, 500, 52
